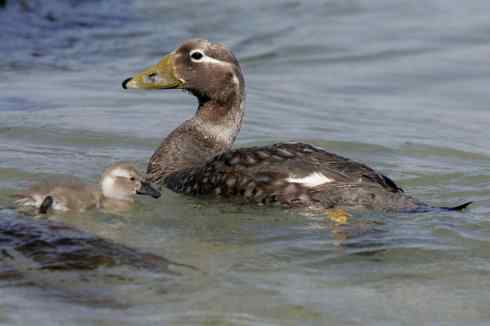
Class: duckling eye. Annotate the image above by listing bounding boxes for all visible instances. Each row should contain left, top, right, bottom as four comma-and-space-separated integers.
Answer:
190, 50, 204, 61
130, 177, 136, 181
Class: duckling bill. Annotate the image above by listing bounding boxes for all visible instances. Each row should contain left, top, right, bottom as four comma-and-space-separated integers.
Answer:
15, 162, 160, 215
123, 39, 471, 213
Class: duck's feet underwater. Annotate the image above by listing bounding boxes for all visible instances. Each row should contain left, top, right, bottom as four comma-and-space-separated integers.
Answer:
324, 208, 385, 246
325, 208, 351, 225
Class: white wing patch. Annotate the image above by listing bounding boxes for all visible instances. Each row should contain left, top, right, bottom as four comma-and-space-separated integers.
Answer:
286, 172, 333, 187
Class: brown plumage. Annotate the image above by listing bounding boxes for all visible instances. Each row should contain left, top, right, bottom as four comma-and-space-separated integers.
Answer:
164, 143, 424, 211
15, 162, 160, 214
122, 39, 471, 212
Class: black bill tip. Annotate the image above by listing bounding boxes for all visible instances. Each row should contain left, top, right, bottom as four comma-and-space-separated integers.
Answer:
122, 77, 133, 89
137, 181, 161, 199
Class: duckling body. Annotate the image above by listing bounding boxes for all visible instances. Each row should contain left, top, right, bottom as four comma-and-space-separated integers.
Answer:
15, 176, 98, 213
123, 39, 470, 212
15, 162, 160, 214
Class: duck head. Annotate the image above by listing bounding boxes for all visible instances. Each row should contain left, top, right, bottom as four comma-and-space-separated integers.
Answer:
101, 163, 161, 201
122, 39, 244, 104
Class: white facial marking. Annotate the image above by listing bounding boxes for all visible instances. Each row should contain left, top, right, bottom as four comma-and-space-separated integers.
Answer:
110, 168, 131, 178
102, 167, 136, 200
286, 172, 333, 188
190, 49, 229, 66
101, 175, 116, 198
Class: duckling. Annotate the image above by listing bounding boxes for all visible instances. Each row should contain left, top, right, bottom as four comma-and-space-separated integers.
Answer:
122, 39, 470, 213
15, 162, 160, 214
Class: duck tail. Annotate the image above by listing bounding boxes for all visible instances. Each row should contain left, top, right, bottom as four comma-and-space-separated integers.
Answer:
439, 201, 473, 212
39, 196, 53, 214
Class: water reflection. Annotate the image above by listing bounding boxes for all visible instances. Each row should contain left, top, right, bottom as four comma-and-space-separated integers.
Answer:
0, 209, 199, 307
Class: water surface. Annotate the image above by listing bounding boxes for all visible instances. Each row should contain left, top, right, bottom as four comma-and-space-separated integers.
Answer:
1, 0, 490, 325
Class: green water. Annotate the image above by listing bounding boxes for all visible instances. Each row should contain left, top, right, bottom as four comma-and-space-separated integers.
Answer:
1, 0, 490, 325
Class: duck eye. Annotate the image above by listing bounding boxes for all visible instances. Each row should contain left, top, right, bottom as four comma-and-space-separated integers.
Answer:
130, 177, 136, 181
190, 51, 204, 61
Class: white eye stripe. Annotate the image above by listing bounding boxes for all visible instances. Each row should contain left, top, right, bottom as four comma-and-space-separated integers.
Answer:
110, 168, 131, 179
189, 49, 229, 66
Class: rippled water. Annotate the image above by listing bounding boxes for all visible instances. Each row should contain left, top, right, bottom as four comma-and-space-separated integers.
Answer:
1, 0, 490, 324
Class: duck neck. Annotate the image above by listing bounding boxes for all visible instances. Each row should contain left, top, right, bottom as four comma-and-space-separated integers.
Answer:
147, 91, 244, 184
193, 92, 244, 147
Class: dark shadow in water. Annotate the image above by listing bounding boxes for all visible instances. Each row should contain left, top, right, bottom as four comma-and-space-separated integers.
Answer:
0, 208, 200, 307
0, 209, 196, 275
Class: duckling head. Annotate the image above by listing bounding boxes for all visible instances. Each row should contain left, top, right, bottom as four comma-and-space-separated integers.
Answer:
101, 163, 161, 201
122, 38, 244, 104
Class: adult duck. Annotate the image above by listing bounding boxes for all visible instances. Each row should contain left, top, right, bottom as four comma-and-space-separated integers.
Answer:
122, 39, 470, 212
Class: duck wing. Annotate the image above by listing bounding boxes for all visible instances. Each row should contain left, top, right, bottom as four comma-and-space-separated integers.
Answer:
164, 143, 403, 205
